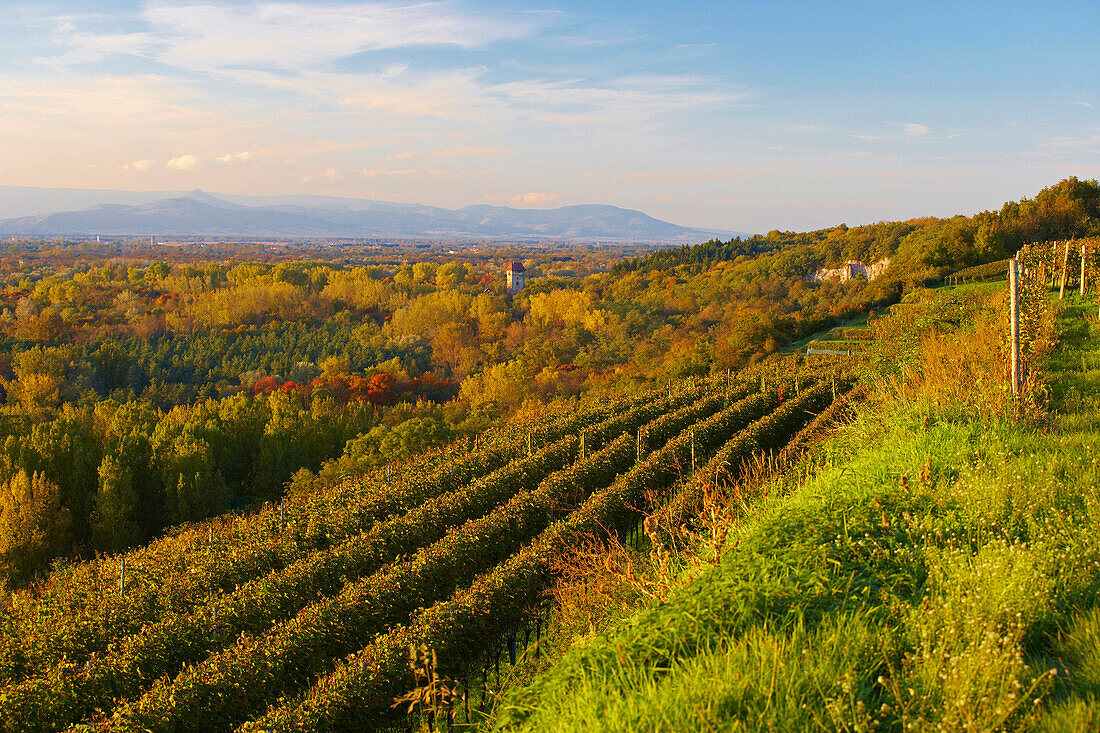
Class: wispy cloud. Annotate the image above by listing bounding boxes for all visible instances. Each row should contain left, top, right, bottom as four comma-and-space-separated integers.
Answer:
900, 122, 931, 137
1039, 130, 1100, 150
40, 1, 542, 72
434, 145, 509, 158
486, 74, 744, 127
122, 159, 153, 171
6, 0, 749, 193
360, 168, 416, 178
608, 165, 793, 186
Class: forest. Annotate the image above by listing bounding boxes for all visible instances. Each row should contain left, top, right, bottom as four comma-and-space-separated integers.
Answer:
0, 177, 1096, 587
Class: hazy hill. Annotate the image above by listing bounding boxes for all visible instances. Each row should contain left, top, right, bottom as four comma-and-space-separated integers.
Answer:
0, 187, 742, 241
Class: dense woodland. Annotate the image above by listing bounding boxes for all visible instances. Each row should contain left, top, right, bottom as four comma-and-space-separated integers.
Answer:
0, 177, 1096, 586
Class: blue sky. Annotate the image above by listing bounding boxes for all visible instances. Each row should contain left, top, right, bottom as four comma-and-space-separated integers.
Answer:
0, 0, 1096, 232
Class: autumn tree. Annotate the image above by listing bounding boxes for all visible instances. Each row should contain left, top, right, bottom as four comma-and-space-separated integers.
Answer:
0, 470, 72, 585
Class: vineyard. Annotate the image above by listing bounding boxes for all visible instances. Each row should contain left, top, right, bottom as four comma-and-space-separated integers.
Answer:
0, 359, 856, 732
1, 181, 1097, 731
945, 258, 1012, 284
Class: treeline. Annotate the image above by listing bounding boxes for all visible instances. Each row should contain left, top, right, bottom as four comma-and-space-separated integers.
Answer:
0, 386, 477, 585
0, 390, 370, 582
611, 238, 784, 275
1, 321, 435, 410
616, 177, 1100, 283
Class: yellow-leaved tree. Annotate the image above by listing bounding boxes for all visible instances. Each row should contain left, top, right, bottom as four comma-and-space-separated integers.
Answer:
0, 470, 72, 585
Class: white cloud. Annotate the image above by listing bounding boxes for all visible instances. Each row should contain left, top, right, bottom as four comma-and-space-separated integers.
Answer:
901, 123, 931, 137
166, 154, 201, 170
216, 151, 252, 164
123, 159, 153, 171
850, 134, 884, 141
322, 167, 343, 181
507, 192, 560, 205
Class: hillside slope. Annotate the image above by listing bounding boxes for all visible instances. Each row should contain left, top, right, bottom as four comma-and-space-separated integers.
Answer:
492, 285, 1100, 731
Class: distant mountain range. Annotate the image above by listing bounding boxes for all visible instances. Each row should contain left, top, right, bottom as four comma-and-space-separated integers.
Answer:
0, 186, 746, 242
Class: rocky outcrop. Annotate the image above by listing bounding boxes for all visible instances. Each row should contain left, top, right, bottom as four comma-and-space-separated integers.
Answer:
812, 258, 891, 283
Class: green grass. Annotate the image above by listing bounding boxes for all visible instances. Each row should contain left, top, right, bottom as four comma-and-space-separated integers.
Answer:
489, 292, 1100, 732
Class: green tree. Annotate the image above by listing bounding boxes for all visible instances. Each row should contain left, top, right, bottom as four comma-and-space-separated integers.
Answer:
159, 433, 229, 524
91, 455, 141, 551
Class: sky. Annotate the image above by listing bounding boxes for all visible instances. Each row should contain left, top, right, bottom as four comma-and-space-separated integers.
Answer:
0, 0, 1096, 233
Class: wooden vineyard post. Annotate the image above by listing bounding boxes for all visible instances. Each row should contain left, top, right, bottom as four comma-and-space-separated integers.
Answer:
580, 432, 585, 460
636, 429, 643, 462
1081, 243, 1087, 297
690, 428, 696, 474
1060, 240, 1070, 300
1009, 257, 1021, 396
119, 558, 126, 599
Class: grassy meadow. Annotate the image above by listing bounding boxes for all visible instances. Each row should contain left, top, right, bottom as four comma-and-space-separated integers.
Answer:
485, 284, 1100, 732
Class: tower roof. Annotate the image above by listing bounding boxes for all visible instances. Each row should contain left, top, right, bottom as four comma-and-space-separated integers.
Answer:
507, 261, 525, 273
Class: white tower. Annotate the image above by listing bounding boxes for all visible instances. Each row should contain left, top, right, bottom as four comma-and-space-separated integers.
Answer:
506, 261, 526, 294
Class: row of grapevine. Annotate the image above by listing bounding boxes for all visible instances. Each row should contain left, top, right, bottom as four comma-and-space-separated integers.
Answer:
661, 378, 849, 530
98, 382, 761, 730
1012, 242, 1067, 390
240, 376, 822, 731
946, 258, 1011, 284
773, 384, 867, 464
0, 382, 734, 731
0, 444, 426, 677
0, 390, 653, 685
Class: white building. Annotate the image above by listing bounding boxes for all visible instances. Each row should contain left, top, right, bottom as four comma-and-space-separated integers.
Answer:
506, 261, 526, 294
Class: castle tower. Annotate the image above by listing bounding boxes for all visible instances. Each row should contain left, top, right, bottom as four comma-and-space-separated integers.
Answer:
506, 261, 526, 294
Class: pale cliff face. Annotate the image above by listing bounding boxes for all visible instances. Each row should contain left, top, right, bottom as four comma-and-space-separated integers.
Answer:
810, 257, 891, 283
